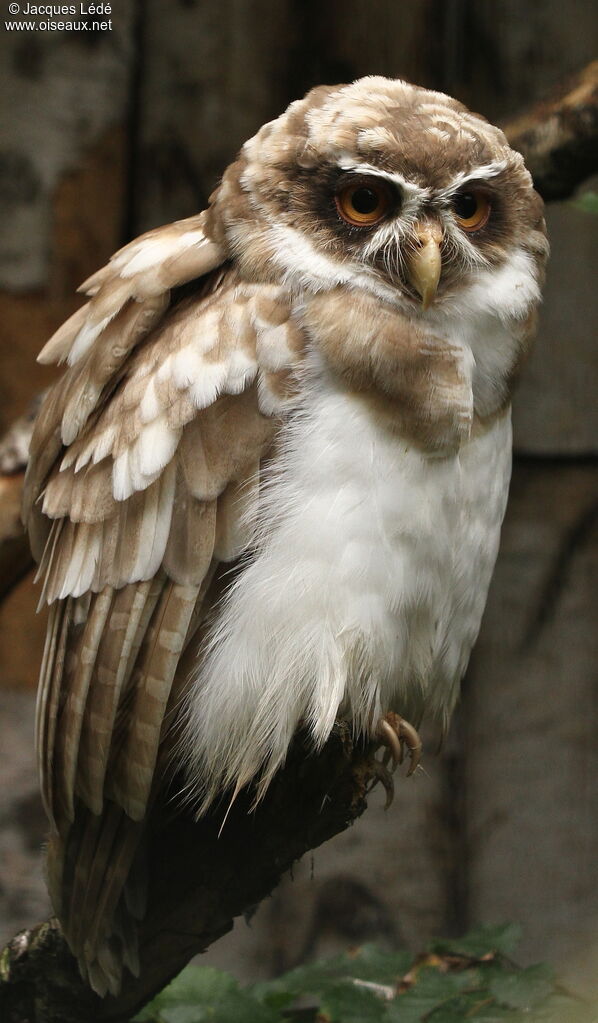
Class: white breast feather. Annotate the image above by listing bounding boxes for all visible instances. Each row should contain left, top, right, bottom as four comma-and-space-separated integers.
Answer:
184, 349, 512, 812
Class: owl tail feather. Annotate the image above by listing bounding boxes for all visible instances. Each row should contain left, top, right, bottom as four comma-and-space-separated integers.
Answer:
47, 803, 146, 997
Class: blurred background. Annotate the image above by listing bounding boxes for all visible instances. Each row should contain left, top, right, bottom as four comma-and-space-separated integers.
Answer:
0, 0, 597, 1002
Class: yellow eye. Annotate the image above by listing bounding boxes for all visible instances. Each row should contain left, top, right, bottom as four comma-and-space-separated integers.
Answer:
452, 189, 491, 231
335, 177, 393, 227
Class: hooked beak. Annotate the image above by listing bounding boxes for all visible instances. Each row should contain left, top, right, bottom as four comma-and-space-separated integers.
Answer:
406, 220, 443, 310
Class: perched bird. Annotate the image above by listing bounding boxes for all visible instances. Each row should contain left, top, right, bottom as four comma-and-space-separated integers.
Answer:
24, 76, 548, 995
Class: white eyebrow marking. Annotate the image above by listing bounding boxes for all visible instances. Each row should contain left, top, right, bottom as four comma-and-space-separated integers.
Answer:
334, 157, 430, 202
438, 160, 509, 198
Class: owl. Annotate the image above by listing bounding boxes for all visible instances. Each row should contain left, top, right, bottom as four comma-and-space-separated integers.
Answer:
24, 76, 548, 994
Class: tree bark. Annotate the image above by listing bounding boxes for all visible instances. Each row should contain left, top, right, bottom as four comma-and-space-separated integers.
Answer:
503, 60, 598, 201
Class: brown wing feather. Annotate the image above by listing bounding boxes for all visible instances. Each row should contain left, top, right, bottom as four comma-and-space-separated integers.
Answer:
37, 596, 72, 822
76, 580, 160, 813
53, 588, 115, 824
108, 579, 201, 820
163, 469, 217, 585
25, 218, 301, 994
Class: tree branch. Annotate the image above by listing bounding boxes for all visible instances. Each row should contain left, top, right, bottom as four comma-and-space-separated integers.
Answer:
504, 60, 598, 201
0, 726, 382, 1023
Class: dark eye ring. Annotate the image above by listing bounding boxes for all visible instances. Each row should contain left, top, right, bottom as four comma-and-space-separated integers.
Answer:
335, 176, 396, 227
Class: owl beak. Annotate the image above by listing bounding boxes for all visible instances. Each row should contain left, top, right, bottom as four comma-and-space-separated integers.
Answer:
407, 221, 443, 310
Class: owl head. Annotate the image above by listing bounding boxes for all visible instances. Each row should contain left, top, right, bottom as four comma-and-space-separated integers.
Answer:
208, 76, 548, 325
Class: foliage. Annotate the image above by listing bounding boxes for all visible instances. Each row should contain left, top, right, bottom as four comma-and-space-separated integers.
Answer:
135, 925, 592, 1023
571, 191, 598, 214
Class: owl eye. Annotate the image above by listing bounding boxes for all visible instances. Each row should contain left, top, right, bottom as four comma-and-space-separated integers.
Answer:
452, 189, 491, 232
335, 176, 394, 227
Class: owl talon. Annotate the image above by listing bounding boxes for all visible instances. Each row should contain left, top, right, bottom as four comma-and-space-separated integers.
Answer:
367, 760, 395, 809
398, 717, 423, 777
378, 718, 403, 768
376, 713, 422, 778
381, 746, 394, 770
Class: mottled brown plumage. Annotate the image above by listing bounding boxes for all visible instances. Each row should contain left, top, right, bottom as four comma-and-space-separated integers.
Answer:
25, 76, 547, 995
26, 251, 291, 991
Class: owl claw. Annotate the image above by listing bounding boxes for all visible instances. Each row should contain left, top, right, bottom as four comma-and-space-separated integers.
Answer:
366, 760, 395, 809
376, 713, 423, 778
378, 718, 403, 768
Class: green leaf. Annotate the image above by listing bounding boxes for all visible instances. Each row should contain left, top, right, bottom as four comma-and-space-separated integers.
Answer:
135, 934, 588, 1023
159, 1008, 205, 1023
516, 990, 592, 1022
348, 944, 412, 983
251, 954, 347, 1003
135, 965, 279, 1023
140, 965, 237, 1010
431, 924, 522, 960
252, 945, 410, 1006
488, 963, 554, 1011
254, 986, 297, 1012
386, 967, 473, 1022
572, 191, 598, 214
211, 989, 281, 1022
463, 1007, 514, 1021
320, 979, 389, 1022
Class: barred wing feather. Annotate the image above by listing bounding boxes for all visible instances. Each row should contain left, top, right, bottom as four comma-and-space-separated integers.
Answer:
23, 214, 303, 994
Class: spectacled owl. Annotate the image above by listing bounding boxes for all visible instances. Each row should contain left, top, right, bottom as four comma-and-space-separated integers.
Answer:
23, 76, 548, 994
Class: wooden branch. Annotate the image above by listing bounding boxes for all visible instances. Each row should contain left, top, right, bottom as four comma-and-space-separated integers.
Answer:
0, 725, 381, 1023
504, 60, 598, 201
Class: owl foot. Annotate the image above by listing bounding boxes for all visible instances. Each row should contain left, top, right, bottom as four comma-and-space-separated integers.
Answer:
365, 713, 422, 808
377, 712, 423, 779
367, 759, 395, 810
